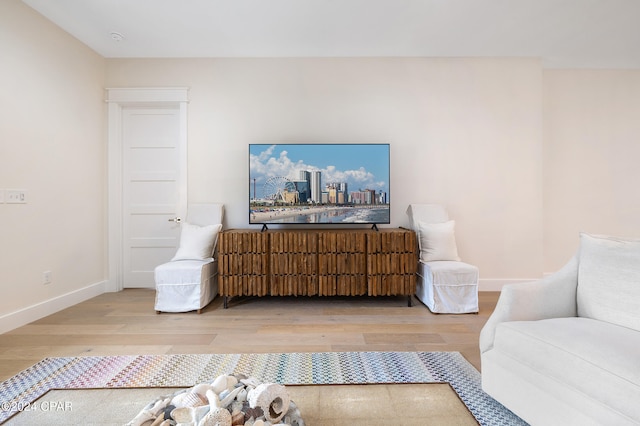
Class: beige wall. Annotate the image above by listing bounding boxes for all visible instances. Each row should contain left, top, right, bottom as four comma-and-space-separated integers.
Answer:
543, 70, 640, 272
106, 57, 544, 283
0, 0, 105, 324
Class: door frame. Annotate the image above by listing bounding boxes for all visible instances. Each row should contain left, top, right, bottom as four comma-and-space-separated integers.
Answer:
106, 87, 189, 292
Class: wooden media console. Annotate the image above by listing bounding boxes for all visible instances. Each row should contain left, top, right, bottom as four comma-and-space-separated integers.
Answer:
217, 228, 417, 308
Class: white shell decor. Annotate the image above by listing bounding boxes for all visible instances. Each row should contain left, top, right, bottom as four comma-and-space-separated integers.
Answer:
219, 386, 243, 408
205, 389, 221, 409
127, 396, 171, 426
211, 374, 237, 394
247, 383, 291, 424
240, 377, 262, 389
172, 391, 207, 408
126, 374, 305, 426
171, 405, 209, 423
192, 383, 215, 396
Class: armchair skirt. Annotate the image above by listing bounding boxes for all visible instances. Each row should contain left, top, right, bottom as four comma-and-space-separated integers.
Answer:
417, 261, 479, 314
154, 258, 218, 313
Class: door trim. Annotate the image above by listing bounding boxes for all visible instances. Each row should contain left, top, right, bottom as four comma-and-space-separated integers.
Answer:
106, 87, 189, 292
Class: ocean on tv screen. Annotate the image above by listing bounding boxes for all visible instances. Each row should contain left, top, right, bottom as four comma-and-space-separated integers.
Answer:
250, 204, 390, 224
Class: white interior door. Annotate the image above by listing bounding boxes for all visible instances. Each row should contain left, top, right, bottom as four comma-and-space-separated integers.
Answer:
121, 107, 184, 288
107, 87, 188, 292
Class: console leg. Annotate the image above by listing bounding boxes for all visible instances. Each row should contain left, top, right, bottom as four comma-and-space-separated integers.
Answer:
408, 295, 412, 307
224, 296, 228, 309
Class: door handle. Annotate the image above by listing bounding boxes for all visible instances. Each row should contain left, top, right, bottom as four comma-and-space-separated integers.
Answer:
168, 217, 182, 223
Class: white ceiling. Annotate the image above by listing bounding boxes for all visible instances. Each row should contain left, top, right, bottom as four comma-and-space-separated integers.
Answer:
21, 0, 640, 68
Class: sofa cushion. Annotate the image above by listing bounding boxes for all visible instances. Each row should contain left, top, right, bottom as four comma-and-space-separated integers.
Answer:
493, 317, 640, 421
578, 233, 640, 332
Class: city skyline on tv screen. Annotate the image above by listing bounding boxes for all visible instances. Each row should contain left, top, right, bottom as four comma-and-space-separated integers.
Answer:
249, 143, 390, 225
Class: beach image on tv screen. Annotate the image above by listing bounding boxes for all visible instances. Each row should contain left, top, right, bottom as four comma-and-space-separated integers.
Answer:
249, 144, 390, 224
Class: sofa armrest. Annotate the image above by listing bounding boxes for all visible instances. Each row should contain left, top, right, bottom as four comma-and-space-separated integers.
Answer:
479, 254, 579, 354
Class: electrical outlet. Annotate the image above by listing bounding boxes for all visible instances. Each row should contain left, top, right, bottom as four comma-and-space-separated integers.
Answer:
6, 189, 27, 204
43, 271, 52, 285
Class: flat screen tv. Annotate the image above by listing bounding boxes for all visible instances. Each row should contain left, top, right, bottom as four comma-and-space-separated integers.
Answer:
249, 143, 390, 227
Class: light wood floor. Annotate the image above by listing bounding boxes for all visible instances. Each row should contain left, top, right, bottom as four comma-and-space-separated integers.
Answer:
0, 290, 500, 381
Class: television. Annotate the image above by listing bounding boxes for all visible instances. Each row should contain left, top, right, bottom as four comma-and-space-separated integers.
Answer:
249, 143, 390, 227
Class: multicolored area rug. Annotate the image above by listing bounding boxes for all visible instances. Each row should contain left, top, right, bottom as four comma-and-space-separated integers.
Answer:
0, 351, 525, 425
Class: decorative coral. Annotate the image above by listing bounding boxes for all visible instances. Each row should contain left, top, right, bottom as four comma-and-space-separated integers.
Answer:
248, 383, 291, 424
199, 406, 232, 426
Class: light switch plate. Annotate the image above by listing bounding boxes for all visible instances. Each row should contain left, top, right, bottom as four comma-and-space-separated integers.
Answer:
6, 189, 27, 203
0, 190, 4, 203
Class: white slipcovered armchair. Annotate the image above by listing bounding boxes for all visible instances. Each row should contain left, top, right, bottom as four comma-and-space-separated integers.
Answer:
154, 203, 224, 313
406, 204, 479, 313
480, 233, 640, 425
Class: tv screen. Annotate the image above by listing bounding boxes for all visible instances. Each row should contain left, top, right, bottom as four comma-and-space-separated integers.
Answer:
249, 143, 390, 225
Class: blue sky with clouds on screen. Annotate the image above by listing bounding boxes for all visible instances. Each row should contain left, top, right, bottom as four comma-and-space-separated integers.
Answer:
249, 144, 389, 195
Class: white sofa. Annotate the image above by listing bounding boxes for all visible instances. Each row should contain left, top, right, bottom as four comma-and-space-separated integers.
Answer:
480, 233, 640, 426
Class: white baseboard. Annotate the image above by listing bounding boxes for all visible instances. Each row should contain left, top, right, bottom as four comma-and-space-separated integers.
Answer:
479, 278, 535, 292
0, 281, 106, 334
